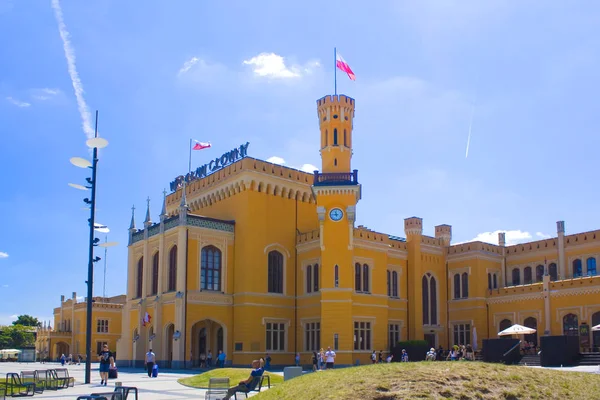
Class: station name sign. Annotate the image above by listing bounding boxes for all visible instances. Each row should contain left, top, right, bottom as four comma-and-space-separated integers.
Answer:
170, 142, 250, 192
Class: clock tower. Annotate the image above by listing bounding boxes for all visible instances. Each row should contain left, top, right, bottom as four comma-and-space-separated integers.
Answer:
312, 94, 361, 356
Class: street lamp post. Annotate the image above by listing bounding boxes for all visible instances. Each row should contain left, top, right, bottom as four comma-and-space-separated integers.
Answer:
69, 110, 109, 384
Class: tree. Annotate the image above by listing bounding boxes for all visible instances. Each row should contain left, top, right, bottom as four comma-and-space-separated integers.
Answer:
0, 325, 35, 348
12, 315, 41, 327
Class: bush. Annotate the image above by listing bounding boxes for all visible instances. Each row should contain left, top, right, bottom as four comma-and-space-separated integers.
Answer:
395, 340, 428, 348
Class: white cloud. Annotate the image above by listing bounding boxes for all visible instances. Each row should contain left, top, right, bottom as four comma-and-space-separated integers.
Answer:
31, 88, 61, 101
6, 97, 31, 107
1, 285, 8, 288
178, 57, 199, 75
266, 156, 318, 174
464, 230, 552, 246
0, 251, 8, 258
243, 53, 320, 79
76, 296, 84, 301
9, 314, 17, 319
51, 0, 94, 139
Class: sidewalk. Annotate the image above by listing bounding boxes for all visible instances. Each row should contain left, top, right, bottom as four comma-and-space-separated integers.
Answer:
0, 362, 268, 399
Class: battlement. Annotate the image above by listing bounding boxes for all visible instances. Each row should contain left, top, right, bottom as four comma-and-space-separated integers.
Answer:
297, 229, 320, 244
316, 95, 356, 121
404, 217, 423, 236
505, 237, 558, 255
448, 241, 504, 256
354, 226, 408, 251
316, 94, 355, 107
563, 229, 600, 248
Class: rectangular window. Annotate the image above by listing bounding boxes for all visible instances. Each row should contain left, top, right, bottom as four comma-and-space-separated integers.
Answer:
97, 319, 109, 333
392, 271, 398, 297
96, 341, 108, 355
353, 321, 372, 351
388, 324, 400, 349
266, 322, 286, 351
452, 324, 471, 346
306, 266, 312, 294
387, 270, 391, 296
304, 322, 321, 351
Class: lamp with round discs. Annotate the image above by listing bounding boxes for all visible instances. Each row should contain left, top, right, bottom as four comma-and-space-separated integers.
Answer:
86, 137, 109, 149
69, 183, 89, 191
70, 157, 92, 169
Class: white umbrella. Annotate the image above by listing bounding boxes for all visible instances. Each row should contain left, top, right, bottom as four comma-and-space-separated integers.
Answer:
498, 324, 536, 336
592, 324, 600, 332
472, 327, 478, 351
0, 349, 21, 354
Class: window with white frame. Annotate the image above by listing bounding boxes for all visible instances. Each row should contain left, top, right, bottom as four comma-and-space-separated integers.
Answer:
353, 321, 371, 351
355, 263, 370, 293
266, 322, 286, 351
97, 319, 109, 333
453, 272, 468, 299
306, 264, 319, 293
386, 270, 399, 297
388, 323, 400, 349
304, 322, 320, 351
453, 324, 471, 346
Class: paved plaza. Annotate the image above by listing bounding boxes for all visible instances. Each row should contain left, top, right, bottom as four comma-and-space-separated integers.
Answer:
0, 362, 276, 399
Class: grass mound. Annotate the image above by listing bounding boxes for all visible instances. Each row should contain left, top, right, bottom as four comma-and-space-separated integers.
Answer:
252, 362, 600, 400
178, 368, 283, 389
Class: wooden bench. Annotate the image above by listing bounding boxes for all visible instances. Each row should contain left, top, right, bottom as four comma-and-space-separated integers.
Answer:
234, 375, 271, 399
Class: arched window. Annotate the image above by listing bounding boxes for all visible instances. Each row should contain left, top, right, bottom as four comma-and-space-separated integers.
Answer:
493, 274, 498, 289
151, 252, 159, 295
512, 268, 520, 286
549, 263, 558, 281
201, 246, 221, 291
354, 263, 361, 292
499, 319, 512, 333
168, 245, 177, 292
563, 313, 579, 336
392, 271, 398, 297
422, 273, 437, 325
343, 129, 347, 146
587, 257, 597, 276
387, 270, 391, 296
524, 266, 532, 284
535, 265, 544, 282
453, 274, 461, 299
461, 272, 469, 298
363, 264, 369, 292
334, 265, 339, 288
573, 259, 582, 278
306, 265, 312, 293
267, 251, 284, 294
333, 129, 338, 145
487, 273, 492, 290
136, 257, 143, 298
313, 264, 319, 292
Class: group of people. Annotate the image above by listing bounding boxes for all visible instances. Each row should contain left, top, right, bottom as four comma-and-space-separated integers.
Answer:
310, 347, 337, 371
59, 353, 82, 365
425, 345, 475, 361
197, 349, 227, 368
370, 350, 396, 363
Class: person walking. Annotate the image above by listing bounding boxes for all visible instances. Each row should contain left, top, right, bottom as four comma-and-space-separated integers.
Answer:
97, 344, 114, 386
145, 348, 156, 378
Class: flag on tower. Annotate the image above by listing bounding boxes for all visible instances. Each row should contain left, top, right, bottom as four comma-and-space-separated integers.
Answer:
192, 141, 211, 150
142, 312, 152, 327
336, 52, 356, 81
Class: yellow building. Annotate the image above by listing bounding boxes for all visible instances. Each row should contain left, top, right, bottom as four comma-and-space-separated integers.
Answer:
36, 293, 125, 361
117, 93, 600, 368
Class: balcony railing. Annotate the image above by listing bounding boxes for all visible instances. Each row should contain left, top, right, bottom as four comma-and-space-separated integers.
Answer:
313, 170, 359, 186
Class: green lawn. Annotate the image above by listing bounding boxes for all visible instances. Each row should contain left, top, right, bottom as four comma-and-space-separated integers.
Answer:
251, 362, 600, 400
178, 368, 283, 389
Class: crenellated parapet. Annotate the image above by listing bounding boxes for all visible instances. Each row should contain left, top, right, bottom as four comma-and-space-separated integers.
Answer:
130, 214, 235, 245
404, 217, 423, 237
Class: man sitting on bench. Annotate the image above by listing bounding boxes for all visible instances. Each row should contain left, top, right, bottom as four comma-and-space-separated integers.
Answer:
221, 359, 264, 400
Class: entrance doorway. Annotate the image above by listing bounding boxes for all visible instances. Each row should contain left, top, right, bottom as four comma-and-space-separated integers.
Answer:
190, 320, 226, 367
165, 324, 174, 369
424, 334, 436, 349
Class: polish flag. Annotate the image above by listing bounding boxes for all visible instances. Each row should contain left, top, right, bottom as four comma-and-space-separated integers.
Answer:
192, 141, 211, 150
142, 312, 152, 327
336, 53, 356, 81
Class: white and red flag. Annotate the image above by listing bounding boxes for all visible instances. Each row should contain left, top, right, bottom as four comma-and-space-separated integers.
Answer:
336, 52, 356, 81
192, 141, 211, 150
142, 312, 152, 327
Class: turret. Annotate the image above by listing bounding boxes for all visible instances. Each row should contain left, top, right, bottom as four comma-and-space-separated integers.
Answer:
317, 95, 355, 174
404, 217, 423, 240
435, 224, 452, 246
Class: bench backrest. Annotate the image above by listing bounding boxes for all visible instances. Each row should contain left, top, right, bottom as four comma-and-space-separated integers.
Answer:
208, 377, 230, 390
20, 371, 37, 382
247, 376, 262, 391
55, 368, 70, 378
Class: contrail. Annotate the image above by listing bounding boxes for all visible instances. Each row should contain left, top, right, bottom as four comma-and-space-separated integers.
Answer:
51, 0, 94, 139
465, 104, 475, 158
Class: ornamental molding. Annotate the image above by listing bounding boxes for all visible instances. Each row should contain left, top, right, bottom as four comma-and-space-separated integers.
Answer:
421, 243, 444, 255
354, 239, 390, 253
387, 249, 408, 260
505, 250, 558, 263
263, 243, 291, 258
448, 266, 472, 277
296, 240, 320, 254
353, 256, 375, 268
187, 291, 233, 305
549, 285, 600, 298
487, 292, 543, 304
312, 185, 361, 203
447, 252, 502, 263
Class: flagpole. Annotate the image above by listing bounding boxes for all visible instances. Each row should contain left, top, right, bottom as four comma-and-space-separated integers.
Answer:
188, 138, 192, 174
334, 47, 337, 96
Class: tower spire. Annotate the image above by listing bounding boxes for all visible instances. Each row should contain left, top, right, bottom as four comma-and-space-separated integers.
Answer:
129, 205, 136, 231
144, 196, 152, 227
180, 182, 188, 209
160, 188, 167, 220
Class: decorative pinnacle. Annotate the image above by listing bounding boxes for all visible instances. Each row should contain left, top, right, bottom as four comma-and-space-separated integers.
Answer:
180, 182, 188, 208
160, 188, 167, 217
144, 196, 152, 225
129, 204, 136, 230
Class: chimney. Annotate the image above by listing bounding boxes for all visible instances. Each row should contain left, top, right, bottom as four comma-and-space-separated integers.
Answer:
498, 232, 506, 247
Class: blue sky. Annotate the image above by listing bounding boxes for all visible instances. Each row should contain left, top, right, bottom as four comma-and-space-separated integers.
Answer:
1, 0, 599, 325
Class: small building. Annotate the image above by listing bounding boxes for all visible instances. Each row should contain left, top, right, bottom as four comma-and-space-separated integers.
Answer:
36, 293, 124, 361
